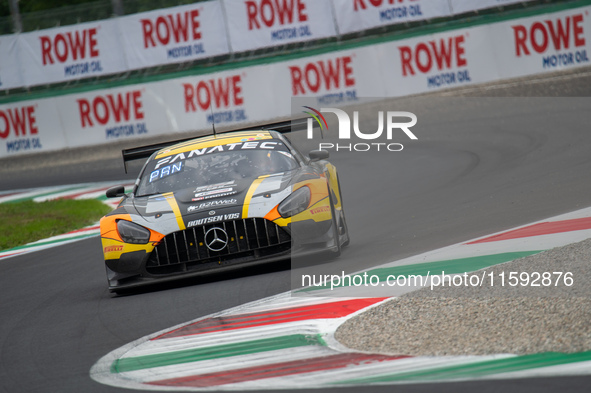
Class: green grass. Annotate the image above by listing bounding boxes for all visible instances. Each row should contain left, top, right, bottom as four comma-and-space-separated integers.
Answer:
0, 199, 112, 251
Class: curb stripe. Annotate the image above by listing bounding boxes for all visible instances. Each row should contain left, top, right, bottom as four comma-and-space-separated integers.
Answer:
303, 251, 541, 291
468, 217, 591, 244
154, 298, 387, 340
90, 205, 591, 390
368, 251, 541, 278
0, 191, 19, 198
336, 351, 591, 384
0, 186, 67, 203
2, 231, 98, 252
8, 186, 84, 204
148, 353, 406, 388
0, 182, 134, 205
57, 186, 115, 200
62, 225, 100, 234
111, 334, 326, 374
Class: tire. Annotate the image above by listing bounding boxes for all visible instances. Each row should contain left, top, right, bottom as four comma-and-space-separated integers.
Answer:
329, 197, 342, 258
335, 177, 350, 247
339, 209, 350, 247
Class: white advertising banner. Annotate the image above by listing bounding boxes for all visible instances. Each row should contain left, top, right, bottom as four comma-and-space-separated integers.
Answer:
278, 45, 388, 107
2, 3, 589, 159
379, 24, 499, 96
157, 45, 392, 133
18, 19, 128, 87
490, 6, 591, 79
222, 0, 337, 52
57, 84, 175, 148
0, 98, 67, 156
450, 0, 537, 15
119, 1, 230, 71
144, 44, 395, 136
0, 35, 23, 90
159, 66, 279, 133
332, 0, 452, 35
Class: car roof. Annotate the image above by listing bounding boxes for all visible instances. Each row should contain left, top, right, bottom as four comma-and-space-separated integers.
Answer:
153, 130, 278, 160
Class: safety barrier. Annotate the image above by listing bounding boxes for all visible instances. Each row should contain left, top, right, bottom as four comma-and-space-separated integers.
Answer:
0, 0, 588, 158
0, 0, 540, 90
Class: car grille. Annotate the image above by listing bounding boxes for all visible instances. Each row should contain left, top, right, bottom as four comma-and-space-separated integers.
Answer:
146, 218, 291, 275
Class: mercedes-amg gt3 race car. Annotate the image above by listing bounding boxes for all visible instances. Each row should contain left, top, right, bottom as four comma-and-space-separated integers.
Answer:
100, 122, 349, 292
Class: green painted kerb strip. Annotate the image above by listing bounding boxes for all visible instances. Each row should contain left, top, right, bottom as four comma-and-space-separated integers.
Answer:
4, 232, 98, 252
303, 251, 542, 291
110, 334, 325, 374
335, 351, 591, 384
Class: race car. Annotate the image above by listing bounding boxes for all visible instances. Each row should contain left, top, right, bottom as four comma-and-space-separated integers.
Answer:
100, 122, 349, 292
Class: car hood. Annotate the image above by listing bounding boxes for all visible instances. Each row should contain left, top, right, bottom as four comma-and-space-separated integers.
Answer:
129, 171, 298, 235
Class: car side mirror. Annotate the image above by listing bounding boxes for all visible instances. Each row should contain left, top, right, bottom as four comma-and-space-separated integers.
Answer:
106, 185, 126, 198
309, 150, 329, 162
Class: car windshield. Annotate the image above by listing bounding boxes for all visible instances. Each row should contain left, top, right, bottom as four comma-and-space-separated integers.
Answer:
136, 140, 299, 196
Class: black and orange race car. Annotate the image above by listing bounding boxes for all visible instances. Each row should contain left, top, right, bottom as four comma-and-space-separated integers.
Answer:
100, 122, 349, 292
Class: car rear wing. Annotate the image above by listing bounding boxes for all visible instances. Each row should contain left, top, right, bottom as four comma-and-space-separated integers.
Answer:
121, 117, 308, 172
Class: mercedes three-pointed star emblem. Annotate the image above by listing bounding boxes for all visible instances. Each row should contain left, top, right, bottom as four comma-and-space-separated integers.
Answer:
204, 227, 228, 252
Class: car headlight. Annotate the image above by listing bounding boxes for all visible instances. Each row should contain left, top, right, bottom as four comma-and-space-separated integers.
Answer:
278, 187, 311, 218
117, 220, 150, 244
